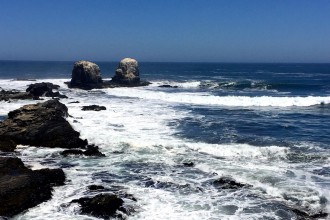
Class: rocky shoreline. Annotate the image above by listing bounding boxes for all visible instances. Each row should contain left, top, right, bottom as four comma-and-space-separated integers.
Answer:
0, 59, 328, 219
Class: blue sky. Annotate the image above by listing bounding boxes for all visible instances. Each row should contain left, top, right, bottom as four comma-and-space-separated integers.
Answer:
0, 0, 329, 62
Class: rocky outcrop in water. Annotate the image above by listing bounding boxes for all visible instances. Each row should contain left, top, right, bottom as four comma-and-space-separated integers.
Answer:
69, 61, 102, 89
61, 144, 105, 157
26, 82, 67, 99
0, 157, 65, 217
0, 82, 66, 101
0, 89, 32, 101
0, 99, 87, 152
66, 59, 150, 89
111, 58, 140, 85
71, 194, 125, 218
212, 176, 252, 190
81, 105, 106, 111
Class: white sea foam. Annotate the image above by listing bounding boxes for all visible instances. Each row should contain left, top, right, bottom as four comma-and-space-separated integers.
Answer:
1, 79, 329, 219
104, 87, 330, 107
149, 80, 201, 88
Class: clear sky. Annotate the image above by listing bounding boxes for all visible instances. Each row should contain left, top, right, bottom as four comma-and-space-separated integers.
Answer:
0, 0, 329, 62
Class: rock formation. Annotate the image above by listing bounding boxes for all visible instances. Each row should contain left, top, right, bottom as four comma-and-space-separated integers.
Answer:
26, 82, 67, 99
111, 58, 140, 85
81, 105, 106, 111
71, 194, 125, 218
0, 82, 66, 101
0, 99, 87, 151
69, 61, 102, 89
0, 89, 32, 101
0, 157, 65, 217
61, 144, 105, 157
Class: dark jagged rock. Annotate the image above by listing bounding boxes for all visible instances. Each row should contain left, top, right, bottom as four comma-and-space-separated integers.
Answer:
0, 82, 66, 101
290, 208, 328, 220
159, 84, 178, 88
71, 194, 125, 218
81, 105, 106, 111
0, 157, 65, 217
61, 145, 105, 157
69, 61, 102, 90
182, 161, 194, 167
0, 89, 32, 101
0, 99, 87, 152
212, 176, 251, 190
26, 82, 67, 99
88, 185, 105, 191
111, 58, 140, 85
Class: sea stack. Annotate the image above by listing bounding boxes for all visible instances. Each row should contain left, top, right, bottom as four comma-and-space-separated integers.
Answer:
70, 61, 102, 89
111, 58, 140, 85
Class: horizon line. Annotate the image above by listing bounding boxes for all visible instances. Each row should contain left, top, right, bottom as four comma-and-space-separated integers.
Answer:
0, 59, 330, 64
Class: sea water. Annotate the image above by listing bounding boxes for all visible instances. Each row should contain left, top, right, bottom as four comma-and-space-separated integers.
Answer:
0, 61, 329, 219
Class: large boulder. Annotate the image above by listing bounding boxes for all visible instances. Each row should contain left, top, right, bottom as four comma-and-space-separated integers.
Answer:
0, 99, 87, 151
0, 157, 65, 217
70, 61, 102, 89
111, 58, 140, 85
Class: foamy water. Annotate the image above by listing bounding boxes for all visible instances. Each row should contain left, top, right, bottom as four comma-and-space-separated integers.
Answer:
0, 78, 329, 219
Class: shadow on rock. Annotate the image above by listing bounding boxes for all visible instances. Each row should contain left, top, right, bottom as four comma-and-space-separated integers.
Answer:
0, 99, 88, 151
0, 157, 65, 217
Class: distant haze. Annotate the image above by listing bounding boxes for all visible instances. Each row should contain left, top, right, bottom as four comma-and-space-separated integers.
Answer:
0, 0, 329, 63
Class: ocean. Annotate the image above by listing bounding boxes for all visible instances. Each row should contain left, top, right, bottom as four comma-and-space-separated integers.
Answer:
0, 61, 330, 219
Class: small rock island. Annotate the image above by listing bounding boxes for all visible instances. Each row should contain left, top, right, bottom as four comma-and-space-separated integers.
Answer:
67, 58, 150, 90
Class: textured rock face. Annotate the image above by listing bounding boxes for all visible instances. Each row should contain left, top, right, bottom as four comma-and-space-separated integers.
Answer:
70, 61, 102, 88
26, 82, 67, 99
0, 89, 32, 101
112, 58, 140, 85
0, 99, 87, 151
71, 194, 124, 218
0, 82, 66, 101
0, 157, 65, 217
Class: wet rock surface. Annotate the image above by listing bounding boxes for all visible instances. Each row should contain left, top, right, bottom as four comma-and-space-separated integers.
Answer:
158, 84, 178, 88
0, 89, 32, 101
0, 99, 87, 151
71, 194, 125, 219
212, 176, 252, 190
0, 157, 65, 217
0, 83, 66, 101
26, 82, 67, 99
61, 145, 105, 157
81, 105, 106, 111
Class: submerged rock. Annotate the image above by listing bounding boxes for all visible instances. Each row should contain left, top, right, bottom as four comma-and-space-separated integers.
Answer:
71, 194, 125, 218
81, 105, 106, 111
69, 61, 102, 89
212, 176, 251, 190
159, 84, 178, 88
0, 157, 65, 217
111, 58, 140, 85
61, 145, 105, 157
0, 99, 87, 152
88, 185, 106, 191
